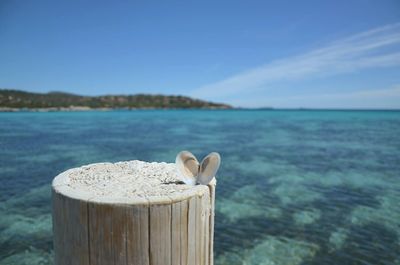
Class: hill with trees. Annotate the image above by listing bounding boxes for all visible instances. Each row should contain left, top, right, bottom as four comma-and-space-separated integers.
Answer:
0, 89, 231, 111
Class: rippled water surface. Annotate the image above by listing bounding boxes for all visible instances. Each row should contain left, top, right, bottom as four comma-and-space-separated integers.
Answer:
0, 110, 399, 265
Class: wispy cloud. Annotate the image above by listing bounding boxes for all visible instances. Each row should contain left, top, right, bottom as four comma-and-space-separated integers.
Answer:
190, 23, 400, 100
227, 85, 400, 109
250, 85, 400, 109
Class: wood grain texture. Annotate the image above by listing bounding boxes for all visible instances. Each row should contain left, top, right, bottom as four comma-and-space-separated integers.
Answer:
180, 200, 189, 265
150, 204, 172, 265
195, 195, 202, 265
52, 184, 216, 265
171, 201, 181, 265
52, 188, 90, 265
203, 189, 211, 265
208, 184, 216, 265
126, 205, 150, 265
88, 203, 128, 265
187, 196, 197, 265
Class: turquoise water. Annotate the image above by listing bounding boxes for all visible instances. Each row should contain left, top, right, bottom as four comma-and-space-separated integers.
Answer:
0, 110, 399, 265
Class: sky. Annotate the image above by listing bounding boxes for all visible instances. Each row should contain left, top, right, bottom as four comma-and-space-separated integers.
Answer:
0, 0, 400, 108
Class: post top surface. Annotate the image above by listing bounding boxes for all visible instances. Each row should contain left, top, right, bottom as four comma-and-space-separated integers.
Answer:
52, 160, 215, 205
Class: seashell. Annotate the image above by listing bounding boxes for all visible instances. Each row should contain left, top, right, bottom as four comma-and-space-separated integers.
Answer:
175, 151, 221, 185
198, 152, 221, 185
175, 151, 199, 185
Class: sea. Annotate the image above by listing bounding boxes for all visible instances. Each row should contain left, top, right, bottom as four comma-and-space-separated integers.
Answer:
0, 110, 399, 265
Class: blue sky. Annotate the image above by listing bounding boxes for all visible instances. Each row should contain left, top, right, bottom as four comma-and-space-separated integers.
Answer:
1, 0, 400, 108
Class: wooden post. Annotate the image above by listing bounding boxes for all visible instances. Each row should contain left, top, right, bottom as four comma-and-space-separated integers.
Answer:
52, 161, 216, 265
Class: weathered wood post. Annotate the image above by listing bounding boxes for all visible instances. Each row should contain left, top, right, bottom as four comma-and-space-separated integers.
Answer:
52, 160, 216, 265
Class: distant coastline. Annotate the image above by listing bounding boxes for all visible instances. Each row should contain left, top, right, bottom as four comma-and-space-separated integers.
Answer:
0, 89, 232, 111
0, 106, 231, 112
1, 89, 399, 112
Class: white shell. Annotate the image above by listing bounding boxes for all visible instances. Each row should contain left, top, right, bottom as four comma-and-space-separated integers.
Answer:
175, 151, 199, 185
175, 151, 221, 185
197, 152, 221, 185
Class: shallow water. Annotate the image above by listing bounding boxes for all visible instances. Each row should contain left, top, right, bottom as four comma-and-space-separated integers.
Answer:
0, 110, 399, 265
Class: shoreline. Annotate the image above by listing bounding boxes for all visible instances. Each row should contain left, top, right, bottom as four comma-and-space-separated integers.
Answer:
0, 106, 232, 112
1, 107, 399, 112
